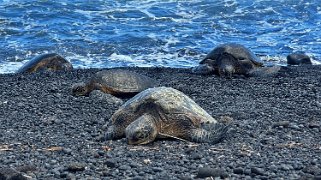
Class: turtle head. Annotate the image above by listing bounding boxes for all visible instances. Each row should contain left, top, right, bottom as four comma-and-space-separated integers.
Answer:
125, 114, 157, 145
71, 82, 90, 96
217, 52, 238, 77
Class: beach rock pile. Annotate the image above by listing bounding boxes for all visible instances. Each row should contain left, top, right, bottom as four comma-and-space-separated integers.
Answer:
0, 66, 320, 179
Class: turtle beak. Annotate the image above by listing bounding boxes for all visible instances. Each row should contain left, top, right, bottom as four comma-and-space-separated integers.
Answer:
127, 138, 134, 145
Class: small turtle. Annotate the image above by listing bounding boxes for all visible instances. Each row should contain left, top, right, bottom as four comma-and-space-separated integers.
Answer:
72, 69, 157, 97
287, 53, 312, 65
192, 43, 280, 77
16, 53, 73, 73
105, 87, 229, 145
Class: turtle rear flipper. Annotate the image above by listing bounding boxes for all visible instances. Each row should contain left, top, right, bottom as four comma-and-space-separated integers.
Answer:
158, 133, 191, 143
190, 123, 230, 144
247, 66, 281, 77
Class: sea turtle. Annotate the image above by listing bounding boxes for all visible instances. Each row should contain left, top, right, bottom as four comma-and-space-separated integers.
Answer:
16, 53, 73, 73
287, 53, 312, 65
192, 43, 280, 77
104, 87, 230, 145
72, 69, 157, 97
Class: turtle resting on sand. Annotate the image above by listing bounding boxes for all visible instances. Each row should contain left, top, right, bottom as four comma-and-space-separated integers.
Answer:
104, 87, 230, 145
192, 43, 280, 77
72, 69, 157, 97
16, 53, 73, 73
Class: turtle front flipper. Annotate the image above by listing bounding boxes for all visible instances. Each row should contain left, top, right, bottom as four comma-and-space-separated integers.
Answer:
105, 125, 125, 141
189, 123, 230, 144
247, 66, 281, 77
191, 63, 215, 75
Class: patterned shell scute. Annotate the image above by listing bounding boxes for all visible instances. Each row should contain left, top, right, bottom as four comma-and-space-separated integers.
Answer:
201, 43, 263, 66
95, 69, 156, 93
16, 53, 71, 73
116, 87, 217, 125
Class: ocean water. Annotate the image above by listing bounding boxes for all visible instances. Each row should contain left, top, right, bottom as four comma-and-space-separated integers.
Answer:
1, 0, 321, 73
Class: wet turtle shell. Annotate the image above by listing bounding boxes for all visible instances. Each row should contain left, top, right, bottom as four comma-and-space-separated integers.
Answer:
105, 87, 229, 145
72, 69, 157, 97
201, 43, 263, 66
193, 43, 268, 77
16, 53, 73, 73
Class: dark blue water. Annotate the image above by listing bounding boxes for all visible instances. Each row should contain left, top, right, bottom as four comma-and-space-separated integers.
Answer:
1, 0, 320, 73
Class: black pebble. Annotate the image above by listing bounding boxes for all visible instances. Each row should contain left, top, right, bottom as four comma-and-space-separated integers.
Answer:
104, 159, 117, 168
196, 167, 227, 178
152, 167, 163, 173
233, 167, 244, 174
251, 167, 265, 176
66, 163, 85, 172
63, 148, 72, 155
191, 153, 202, 160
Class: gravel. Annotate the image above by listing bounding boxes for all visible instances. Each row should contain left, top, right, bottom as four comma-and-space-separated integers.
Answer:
0, 66, 320, 179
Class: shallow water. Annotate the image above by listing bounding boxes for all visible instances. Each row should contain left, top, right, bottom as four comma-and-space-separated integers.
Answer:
0, 0, 320, 73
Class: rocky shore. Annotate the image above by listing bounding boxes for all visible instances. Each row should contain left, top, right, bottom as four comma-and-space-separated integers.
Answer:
0, 66, 320, 179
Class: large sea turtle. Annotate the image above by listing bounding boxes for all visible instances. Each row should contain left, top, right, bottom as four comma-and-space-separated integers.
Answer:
104, 87, 230, 145
72, 69, 157, 97
192, 43, 280, 77
16, 53, 73, 73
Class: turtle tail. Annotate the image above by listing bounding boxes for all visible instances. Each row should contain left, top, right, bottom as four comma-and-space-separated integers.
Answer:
191, 122, 231, 144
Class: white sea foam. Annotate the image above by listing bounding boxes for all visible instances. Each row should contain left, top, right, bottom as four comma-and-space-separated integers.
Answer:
311, 59, 321, 65
0, 62, 24, 74
109, 53, 136, 62
224, 0, 237, 7
0, 49, 318, 74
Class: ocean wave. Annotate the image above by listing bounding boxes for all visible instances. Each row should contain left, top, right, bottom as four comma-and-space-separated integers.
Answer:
0, 0, 320, 73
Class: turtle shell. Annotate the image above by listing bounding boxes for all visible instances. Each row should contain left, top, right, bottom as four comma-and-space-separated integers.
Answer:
92, 69, 157, 96
108, 87, 217, 139
200, 43, 263, 67
16, 53, 73, 73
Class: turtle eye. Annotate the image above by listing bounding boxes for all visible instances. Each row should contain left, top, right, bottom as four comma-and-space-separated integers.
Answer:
135, 131, 146, 139
238, 57, 246, 61
72, 85, 86, 96
74, 87, 80, 91
74, 86, 85, 93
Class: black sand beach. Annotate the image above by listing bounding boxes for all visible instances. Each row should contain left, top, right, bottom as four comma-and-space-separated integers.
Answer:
0, 66, 320, 179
